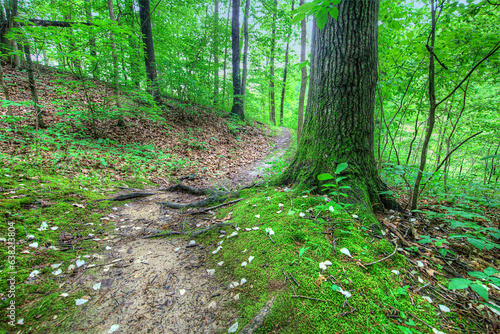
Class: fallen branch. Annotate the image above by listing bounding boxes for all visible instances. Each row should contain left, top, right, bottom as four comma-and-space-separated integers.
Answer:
239, 296, 275, 334
363, 240, 399, 266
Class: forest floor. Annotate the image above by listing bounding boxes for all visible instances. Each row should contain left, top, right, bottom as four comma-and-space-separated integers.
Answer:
1, 63, 500, 334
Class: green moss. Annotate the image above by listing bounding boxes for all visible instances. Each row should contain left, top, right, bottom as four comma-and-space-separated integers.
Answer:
198, 188, 441, 333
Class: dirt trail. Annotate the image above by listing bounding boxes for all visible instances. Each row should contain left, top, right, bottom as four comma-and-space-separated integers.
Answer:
67, 128, 292, 334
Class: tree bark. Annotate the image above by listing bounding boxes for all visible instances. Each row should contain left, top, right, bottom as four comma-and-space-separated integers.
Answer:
139, 0, 159, 100
222, 0, 231, 106
213, 0, 219, 104
230, 0, 244, 119
107, 0, 123, 111
279, 0, 294, 126
241, 0, 250, 109
0, 63, 13, 117
297, 0, 307, 143
268, 0, 277, 125
279, 0, 398, 212
23, 43, 45, 129
411, 0, 437, 210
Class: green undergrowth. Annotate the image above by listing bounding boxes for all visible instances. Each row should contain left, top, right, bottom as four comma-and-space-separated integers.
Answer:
200, 187, 448, 334
0, 157, 147, 332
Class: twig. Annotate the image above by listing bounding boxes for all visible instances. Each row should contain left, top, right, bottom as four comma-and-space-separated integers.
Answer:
363, 240, 399, 266
289, 272, 300, 287
282, 268, 287, 284
267, 234, 275, 243
291, 295, 331, 303
187, 198, 244, 214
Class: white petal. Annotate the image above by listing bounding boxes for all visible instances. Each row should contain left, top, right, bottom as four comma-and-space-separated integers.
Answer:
217, 261, 224, 266
189, 240, 196, 245
319, 262, 327, 271
106, 246, 112, 250
255, 215, 260, 219
391, 270, 400, 275
323, 260, 332, 266
245, 228, 252, 231
242, 248, 247, 253
248, 256, 255, 263
174, 247, 181, 251
228, 232, 238, 238
234, 293, 240, 300
93, 283, 101, 290
29, 270, 39, 278
60, 293, 69, 297
76, 259, 85, 267
51, 263, 62, 269
240, 278, 247, 285
299, 212, 305, 217
340, 248, 351, 257
75, 298, 89, 306
108, 324, 120, 333
241, 262, 247, 267
51, 226, 59, 231
329, 206, 334, 212
228, 322, 238, 333
179, 289, 186, 295
17, 318, 24, 325
423, 296, 433, 303
252, 227, 260, 230
229, 281, 239, 288
278, 203, 284, 207
276, 210, 282, 214
432, 328, 446, 334
418, 277, 425, 284
439, 304, 451, 312
212, 246, 222, 254
67, 265, 76, 271
52, 269, 62, 276
218, 240, 224, 245
417, 261, 425, 267
208, 301, 217, 309
352, 214, 359, 219
207, 269, 215, 275
29, 242, 39, 248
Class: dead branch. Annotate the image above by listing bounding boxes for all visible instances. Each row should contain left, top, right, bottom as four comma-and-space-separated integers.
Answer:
291, 295, 332, 303
363, 240, 399, 266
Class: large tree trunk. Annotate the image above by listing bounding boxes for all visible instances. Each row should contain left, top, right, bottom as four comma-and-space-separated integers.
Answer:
268, 0, 277, 125
297, 0, 307, 143
241, 0, 250, 109
230, 0, 244, 119
279, 0, 398, 212
139, 0, 159, 100
279, 0, 294, 126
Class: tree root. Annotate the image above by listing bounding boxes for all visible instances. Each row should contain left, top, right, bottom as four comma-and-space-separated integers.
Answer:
95, 192, 155, 202
158, 183, 239, 209
239, 296, 276, 334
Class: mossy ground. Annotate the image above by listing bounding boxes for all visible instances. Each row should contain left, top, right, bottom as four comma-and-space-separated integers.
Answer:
0, 156, 147, 333
198, 187, 446, 333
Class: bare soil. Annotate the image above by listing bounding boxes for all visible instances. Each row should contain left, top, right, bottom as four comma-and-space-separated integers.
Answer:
64, 128, 292, 334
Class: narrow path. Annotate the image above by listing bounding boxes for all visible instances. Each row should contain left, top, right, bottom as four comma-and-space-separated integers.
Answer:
66, 128, 292, 334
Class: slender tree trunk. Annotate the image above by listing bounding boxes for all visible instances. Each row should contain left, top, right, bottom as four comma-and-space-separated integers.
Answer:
222, 0, 231, 106
241, 0, 250, 109
85, 0, 98, 79
230, 0, 244, 119
139, 0, 159, 100
411, 0, 437, 210
107, 0, 123, 111
127, 0, 140, 88
0, 63, 13, 117
213, 0, 219, 104
297, 0, 307, 143
279, 0, 294, 126
23, 42, 45, 129
268, 0, 277, 125
279, 0, 398, 212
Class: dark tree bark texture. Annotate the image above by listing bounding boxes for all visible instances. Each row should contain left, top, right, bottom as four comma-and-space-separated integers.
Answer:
279, 0, 398, 212
230, 0, 244, 119
139, 0, 159, 100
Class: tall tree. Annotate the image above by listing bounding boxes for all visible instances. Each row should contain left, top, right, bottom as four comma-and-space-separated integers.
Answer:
241, 0, 250, 109
139, 0, 159, 100
213, 0, 219, 104
23, 42, 45, 129
107, 0, 123, 110
230, 0, 244, 119
268, 0, 277, 125
280, 0, 398, 211
297, 0, 307, 143
279, 0, 294, 125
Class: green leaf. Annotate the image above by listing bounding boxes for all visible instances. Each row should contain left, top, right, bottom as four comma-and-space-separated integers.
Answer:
297, 2, 316, 13
329, 7, 339, 20
318, 173, 334, 181
291, 12, 305, 24
483, 267, 499, 276
470, 284, 489, 300
335, 162, 348, 174
480, 154, 500, 160
299, 246, 309, 257
448, 278, 471, 290
336, 176, 348, 183
468, 237, 486, 250
482, 301, 500, 313
331, 0, 341, 5
331, 284, 341, 291
468, 271, 488, 279
315, 8, 329, 30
